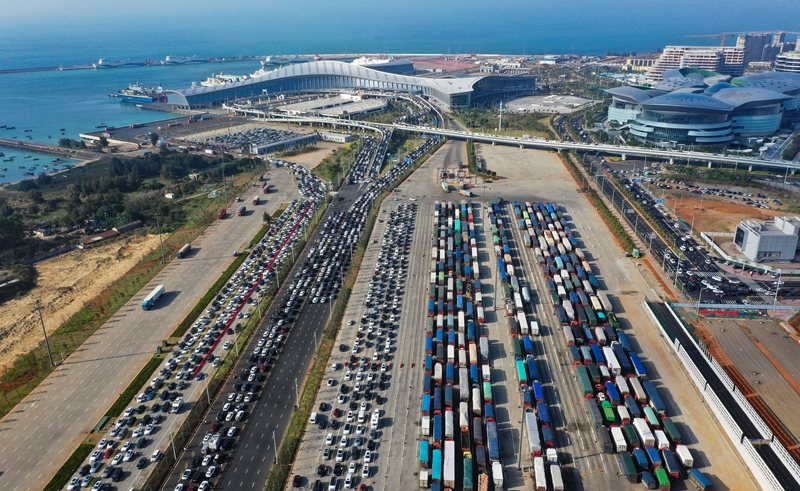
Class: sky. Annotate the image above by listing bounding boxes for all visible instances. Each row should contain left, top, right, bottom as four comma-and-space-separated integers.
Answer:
2, 0, 800, 68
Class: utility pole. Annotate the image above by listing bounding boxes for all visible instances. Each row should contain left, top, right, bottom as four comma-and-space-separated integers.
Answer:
273, 431, 279, 464
36, 299, 54, 366
155, 213, 166, 264
221, 150, 228, 208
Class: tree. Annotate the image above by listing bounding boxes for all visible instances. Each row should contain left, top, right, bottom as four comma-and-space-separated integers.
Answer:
262, 211, 271, 225
27, 189, 44, 204
150, 133, 160, 147
0, 215, 24, 249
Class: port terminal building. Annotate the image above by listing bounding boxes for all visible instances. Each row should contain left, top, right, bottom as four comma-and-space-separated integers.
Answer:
606, 69, 800, 146
163, 60, 535, 111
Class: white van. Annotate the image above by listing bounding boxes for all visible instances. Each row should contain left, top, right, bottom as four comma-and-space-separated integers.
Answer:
370, 411, 380, 429
357, 410, 366, 424
309, 412, 319, 424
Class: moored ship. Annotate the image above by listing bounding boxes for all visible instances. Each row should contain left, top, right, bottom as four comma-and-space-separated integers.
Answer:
164, 55, 210, 65
93, 58, 149, 69
200, 72, 249, 86
110, 83, 167, 103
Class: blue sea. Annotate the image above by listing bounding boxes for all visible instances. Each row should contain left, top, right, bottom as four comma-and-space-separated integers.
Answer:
0, 0, 798, 184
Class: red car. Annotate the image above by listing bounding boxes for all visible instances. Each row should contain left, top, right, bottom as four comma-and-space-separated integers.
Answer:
210, 421, 222, 433
332, 408, 342, 418
103, 448, 113, 459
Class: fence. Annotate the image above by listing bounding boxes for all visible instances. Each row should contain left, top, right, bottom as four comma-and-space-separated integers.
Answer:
645, 301, 800, 490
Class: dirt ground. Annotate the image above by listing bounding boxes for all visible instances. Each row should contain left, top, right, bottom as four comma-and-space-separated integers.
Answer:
667, 195, 783, 233
0, 234, 161, 371
283, 141, 341, 170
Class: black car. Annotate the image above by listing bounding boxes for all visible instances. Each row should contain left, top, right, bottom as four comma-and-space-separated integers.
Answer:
292, 475, 302, 487
333, 463, 344, 476
79, 464, 91, 476
233, 383, 243, 391
111, 467, 124, 482
367, 440, 376, 450
191, 456, 202, 468
136, 457, 148, 469
316, 464, 328, 477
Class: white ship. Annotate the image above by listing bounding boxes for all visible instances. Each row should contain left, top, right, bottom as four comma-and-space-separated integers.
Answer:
200, 73, 249, 86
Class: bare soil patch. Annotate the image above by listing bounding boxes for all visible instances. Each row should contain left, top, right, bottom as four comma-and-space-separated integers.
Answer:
668, 195, 783, 233
284, 141, 342, 170
0, 234, 161, 371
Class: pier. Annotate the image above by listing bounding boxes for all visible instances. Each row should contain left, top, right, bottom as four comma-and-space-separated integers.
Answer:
0, 138, 96, 160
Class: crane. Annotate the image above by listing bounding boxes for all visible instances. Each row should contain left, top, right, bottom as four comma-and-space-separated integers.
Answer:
686, 31, 800, 46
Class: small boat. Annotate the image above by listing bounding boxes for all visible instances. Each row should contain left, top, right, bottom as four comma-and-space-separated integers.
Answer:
33, 158, 39, 161
0, 152, 4, 156
24, 155, 31, 159
23, 172, 34, 176
0, 167, 7, 171
0, 174, 4, 177
59, 128, 65, 131
0, 125, 6, 128
2, 159, 10, 162
24, 129, 32, 132
42, 165, 48, 169
6, 126, 15, 129
18, 166, 26, 169
28, 167, 36, 170
95, 123, 106, 128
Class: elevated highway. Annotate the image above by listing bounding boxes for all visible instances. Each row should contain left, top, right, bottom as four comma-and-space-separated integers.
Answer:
228, 106, 800, 173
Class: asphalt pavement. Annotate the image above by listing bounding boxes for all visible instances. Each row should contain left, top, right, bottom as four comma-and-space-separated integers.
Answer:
0, 168, 296, 491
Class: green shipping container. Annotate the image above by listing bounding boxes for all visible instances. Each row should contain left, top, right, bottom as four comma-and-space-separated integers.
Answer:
512, 337, 523, 358
427, 317, 435, 334
483, 382, 493, 403
619, 452, 638, 484
463, 457, 474, 491
571, 275, 582, 289
662, 418, 682, 444
456, 278, 464, 294
644, 407, 660, 428
456, 263, 462, 276
584, 306, 597, 327
430, 285, 436, 298
575, 365, 593, 397
503, 283, 511, 299
607, 312, 620, 329
586, 362, 601, 384
655, 467, 671, 489
622, 423, 640, 449
601, 400, 616, 423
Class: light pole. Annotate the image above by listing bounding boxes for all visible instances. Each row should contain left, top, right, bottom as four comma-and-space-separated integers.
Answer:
36, 299, 54, 366
696, 287, 705, 314
155, 213, 166, 264
773, 269, 782, 307
273, 431, 279, 464
294, 378, 299, 408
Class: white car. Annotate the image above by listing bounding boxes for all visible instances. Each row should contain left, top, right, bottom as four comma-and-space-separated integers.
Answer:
132, 427, 144, 439
344, 473, 353, 489
339, 435, 348, 447
348, 461, 357, 474
326, 433, 334, 445
364, 450, 371, 463
112, 453, 124, 465
144, 424, 155, 435
123, 450, 135, 462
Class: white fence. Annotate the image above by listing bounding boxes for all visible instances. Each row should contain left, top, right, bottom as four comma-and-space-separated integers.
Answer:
648, 302, 800, 490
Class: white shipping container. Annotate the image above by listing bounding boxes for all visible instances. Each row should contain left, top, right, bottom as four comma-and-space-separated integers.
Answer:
517, 312, 528, 336
611, 426, 627, 452
551, 464, 565, 491
443, 440, 456, 487
633, 417, 656, 447
675, 444, 694, 468
459, 402, 470, 428
421, 415, 430, 436
530, 321, 540, 336
617, 405, 630, 423
534, 456, 547, 491
654, 429, 670, 450
602, 346, 621, 376
458, 348, 467, 368
615, 375, 630, 396
430, 272, 437, 284
473, 261, 480, 280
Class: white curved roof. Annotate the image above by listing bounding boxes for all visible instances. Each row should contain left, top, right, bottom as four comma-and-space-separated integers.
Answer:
175, 60, 482, 97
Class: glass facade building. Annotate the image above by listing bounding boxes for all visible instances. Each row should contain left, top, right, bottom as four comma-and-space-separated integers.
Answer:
607, 69, 798, 145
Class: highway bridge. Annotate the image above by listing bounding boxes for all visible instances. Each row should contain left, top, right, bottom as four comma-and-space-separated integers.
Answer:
227, 105, 800, 173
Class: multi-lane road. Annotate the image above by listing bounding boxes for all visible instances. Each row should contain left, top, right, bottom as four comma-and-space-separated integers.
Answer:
0, 169, 297, 491
159, 179, 368, 491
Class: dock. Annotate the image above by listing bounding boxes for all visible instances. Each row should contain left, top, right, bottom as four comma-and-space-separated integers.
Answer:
0, 138, 96, 160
